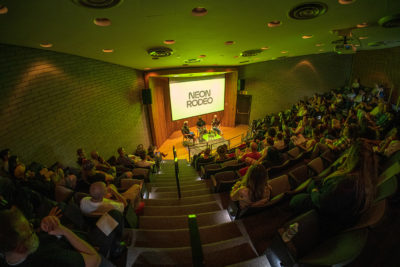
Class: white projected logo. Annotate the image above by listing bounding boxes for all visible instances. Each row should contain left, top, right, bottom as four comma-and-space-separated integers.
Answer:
187, 90, 213, 107
169, 75, 225, 121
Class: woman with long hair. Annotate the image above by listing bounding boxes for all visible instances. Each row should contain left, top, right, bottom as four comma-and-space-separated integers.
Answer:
230, 164, 272, 209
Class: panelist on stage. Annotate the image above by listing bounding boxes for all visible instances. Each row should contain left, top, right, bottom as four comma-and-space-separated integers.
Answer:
196, 116, 207, 136
182, 121, 197, 143
212, 114, 221, 135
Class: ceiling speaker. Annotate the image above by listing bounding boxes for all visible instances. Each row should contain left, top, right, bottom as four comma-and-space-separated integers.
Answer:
240, 49, 263, 57
147, 47, 173, 58
72, 0, 122, 9
289, 2, 328, 20
379, 14, 400, 28
184, 58, 202, 63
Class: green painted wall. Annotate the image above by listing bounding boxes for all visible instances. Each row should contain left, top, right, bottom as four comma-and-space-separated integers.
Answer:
0, 44, 150, 167
238, 53, 353, 122
351, 46, 400, 104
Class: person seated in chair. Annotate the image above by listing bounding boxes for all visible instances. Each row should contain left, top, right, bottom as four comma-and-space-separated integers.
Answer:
81, 181, 142, 216
90, 150, 117, 176
211, 115, 222, 135
230, 164, 272, 209
182, 121, 197, 143
0, 206, 101, 267
196, 116, 207, 136
116, 147, 136, 169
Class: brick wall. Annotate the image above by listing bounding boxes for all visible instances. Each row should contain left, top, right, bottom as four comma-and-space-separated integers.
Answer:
239, 53, 353, 122
351, 46, 400, 103
0, 44, 150, 167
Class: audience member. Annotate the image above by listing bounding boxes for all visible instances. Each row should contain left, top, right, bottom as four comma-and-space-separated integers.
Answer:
230, 165, 272, 209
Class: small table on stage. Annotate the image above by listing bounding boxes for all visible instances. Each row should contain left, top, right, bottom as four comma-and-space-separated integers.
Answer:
201, 132, 221, 142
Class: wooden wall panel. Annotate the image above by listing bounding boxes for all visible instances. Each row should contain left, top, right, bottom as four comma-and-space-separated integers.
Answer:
145, 68, 238, 146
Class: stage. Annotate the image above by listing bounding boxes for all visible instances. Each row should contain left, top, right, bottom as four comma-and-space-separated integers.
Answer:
158, 124, 248, 160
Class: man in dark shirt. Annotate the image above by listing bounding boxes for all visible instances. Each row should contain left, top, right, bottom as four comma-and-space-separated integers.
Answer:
0, 206, 101, 267
196, 116, 207, 135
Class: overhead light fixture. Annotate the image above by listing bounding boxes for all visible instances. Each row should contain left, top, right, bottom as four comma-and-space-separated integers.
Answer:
94, 18, 111, 26
281, 50, 288, 54
163, 40, 175, 45
261, 46, 269, 50
359, 36, 368, 40
315, 43, 324, 46
338, 0, 356, 5
0, 5, 8, 14
268, 20, 281, 27
357, 22, 368, 28
192, 7, 208, 16
198, 55, 206, 58
302, 35, 313, 39
102, 49, 114, 53
224, 41, 235, 45
40, 43, 53, 48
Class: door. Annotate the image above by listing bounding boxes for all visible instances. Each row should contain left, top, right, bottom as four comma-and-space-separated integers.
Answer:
235, 94, 252, 125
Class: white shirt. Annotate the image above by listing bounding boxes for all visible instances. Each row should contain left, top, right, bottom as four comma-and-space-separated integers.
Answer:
80, 197, 124, 215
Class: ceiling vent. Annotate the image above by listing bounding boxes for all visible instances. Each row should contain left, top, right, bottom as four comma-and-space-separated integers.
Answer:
379, 14, 400, 28
147, 46, 173, 57
184, 58, 202, 64
240, 49, 263, 57
289, 2, 328, 20
72, 0, 122, 9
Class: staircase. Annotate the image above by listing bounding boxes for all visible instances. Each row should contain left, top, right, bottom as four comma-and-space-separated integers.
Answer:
126, 159, 264, 266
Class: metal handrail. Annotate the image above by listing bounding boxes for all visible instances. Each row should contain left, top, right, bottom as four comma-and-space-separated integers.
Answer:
188, 214, 204, 267
187, 133, 245, 161
173, 146, 181, 199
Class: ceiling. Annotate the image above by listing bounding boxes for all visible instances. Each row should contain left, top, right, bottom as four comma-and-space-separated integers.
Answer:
1, 0, 400, 70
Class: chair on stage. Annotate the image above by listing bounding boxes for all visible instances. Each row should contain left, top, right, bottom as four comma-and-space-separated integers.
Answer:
181, 129, 195, 146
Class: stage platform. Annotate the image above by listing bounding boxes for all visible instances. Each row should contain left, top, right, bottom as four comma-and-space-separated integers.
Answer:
158, 125, 248, 160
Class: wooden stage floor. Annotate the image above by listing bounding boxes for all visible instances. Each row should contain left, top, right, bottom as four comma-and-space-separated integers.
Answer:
158, 124, 249, 160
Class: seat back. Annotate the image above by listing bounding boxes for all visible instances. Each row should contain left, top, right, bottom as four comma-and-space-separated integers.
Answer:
288, 147, 301, 158
269, 174, 291, 198
55, 185, 74, 203
307, 157, 325, 176
374, 175, 398, 203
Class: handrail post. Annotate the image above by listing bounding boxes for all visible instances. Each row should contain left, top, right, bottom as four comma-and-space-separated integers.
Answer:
173, 146, 181, 199
188, 214, 204, 267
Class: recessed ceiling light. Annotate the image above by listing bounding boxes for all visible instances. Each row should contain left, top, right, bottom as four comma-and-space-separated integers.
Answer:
281, 51, 288, 54
261, 46, 269, 50
102, 49, 114, 53
338, 0, 356, 4
94, 18, 111, 26
302, 35, 313, 39
163, 40, 175, 45
359, 36, 368, 40
40, 43, 53, 48
268, 20, 281, 27
233, 55, 239, 58
192, 7, 208, 16
198, 55, 206, 58
224, 41, 235, 45
0, 5, 8, 14
357, 22, 368, 28
315, 43, 324, 47
173, 75, 179, 77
